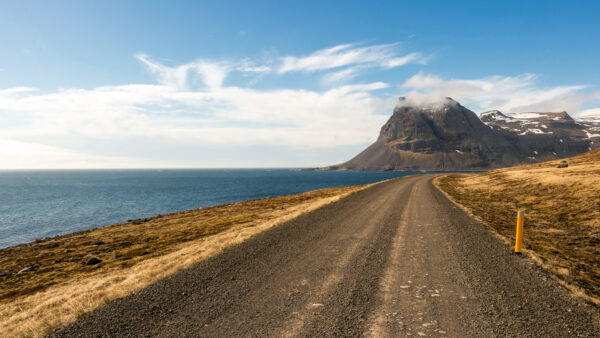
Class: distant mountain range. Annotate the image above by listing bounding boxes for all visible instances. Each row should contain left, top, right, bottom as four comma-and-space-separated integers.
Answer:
327, 97, 600, 171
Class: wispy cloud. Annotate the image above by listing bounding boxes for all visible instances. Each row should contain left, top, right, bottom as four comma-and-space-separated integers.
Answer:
136, 54, 230, 90
236, 58, 272, 73
321, 66, 365, 85
577, 107, 600, 119
0, 49, 396, 168
137, 42, 426, 89
401, 71, 598, 114
2, 43, 598, 169
0, 87, 38, 96
278, 42, 427, 76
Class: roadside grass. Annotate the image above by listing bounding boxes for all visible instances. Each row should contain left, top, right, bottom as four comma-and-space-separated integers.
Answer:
435, 149, 600, 306
0, 183, 372, 337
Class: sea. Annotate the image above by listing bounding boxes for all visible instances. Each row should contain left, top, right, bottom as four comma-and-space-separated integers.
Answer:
0, 169, 420, 249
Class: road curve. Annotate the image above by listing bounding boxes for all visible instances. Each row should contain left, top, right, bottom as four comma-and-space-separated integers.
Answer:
54, 175, 599, 337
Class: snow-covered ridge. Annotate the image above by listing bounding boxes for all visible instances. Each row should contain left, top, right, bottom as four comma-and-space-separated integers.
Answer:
479, 110, 502, 116
478, 111, 569, 135
510, 112, 547, 119
478, 110, 600, 142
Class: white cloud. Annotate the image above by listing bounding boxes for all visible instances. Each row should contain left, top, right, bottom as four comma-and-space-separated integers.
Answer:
321, 66, 364, 84
401, 71, 598, 114
236, 58, 272, 73
136, 54, 229, 90
278, 42, 427, 74
0, 87, 39, 97
0, 51, 396, 168
576, 108, 600, 119
3, 43, 598, 169
383, 52, 426, 68
237, 65, 271, 73
0, 139, 147, 169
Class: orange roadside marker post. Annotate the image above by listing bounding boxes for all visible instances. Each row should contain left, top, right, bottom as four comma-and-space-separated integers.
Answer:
515, 210, 525, 254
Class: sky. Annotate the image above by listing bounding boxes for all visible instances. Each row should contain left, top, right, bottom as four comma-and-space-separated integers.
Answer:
1, 0, 599, 169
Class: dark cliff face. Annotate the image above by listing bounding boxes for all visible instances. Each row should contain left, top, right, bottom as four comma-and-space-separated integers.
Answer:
330, 98, 596, 171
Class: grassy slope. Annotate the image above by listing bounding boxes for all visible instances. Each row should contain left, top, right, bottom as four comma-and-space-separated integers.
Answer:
436, 150, 600, 305
0, 183, 370, 337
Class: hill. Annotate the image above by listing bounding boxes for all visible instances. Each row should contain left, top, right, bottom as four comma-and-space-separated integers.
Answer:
328, 98, 598, 171
480, 110, 598, 157
435, 149, 600, 304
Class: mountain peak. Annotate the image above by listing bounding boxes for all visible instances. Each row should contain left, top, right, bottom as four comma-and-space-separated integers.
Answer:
397, 96, 457, 102
480, 110, 504, 116
329, 98, 597, 171
479, 110, 507, 122
395, 96, 461, 115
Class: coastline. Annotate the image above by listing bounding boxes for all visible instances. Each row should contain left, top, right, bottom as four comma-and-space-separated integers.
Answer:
0, 181, 379, 337
0, 169, 411, 249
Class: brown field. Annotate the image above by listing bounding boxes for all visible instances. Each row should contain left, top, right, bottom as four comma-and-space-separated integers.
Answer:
435, 150, 600, 305
0, 183, 372, 337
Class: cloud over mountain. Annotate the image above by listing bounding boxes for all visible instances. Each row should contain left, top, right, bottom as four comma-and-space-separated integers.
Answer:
401, 71, 599, 115
0, 42, 599, 168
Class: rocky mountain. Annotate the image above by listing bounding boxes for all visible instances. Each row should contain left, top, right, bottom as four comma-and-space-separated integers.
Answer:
578, 113, 600, 149
480, 110, 599, 156
328, 97, 599, 171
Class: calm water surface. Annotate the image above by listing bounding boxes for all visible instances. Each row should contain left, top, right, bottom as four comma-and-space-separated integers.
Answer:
0, 169, 421, 248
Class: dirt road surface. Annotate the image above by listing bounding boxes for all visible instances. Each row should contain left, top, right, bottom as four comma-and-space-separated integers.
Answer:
54, 175, 599, 337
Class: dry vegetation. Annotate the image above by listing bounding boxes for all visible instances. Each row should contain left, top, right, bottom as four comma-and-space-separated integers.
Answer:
435, 150, 600, 305
0, 183, 371, 337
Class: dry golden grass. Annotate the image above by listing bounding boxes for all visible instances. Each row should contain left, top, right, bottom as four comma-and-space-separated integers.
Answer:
0, 183, 372, 337
435, 150, 600, 305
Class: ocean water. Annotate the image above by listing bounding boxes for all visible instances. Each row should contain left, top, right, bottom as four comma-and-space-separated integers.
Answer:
0, 169, 419, 249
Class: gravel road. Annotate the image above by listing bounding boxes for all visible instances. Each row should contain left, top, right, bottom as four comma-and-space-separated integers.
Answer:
54, 175, 599, 337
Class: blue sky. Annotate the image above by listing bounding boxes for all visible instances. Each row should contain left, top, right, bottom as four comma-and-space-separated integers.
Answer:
1, 0, 599, 168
